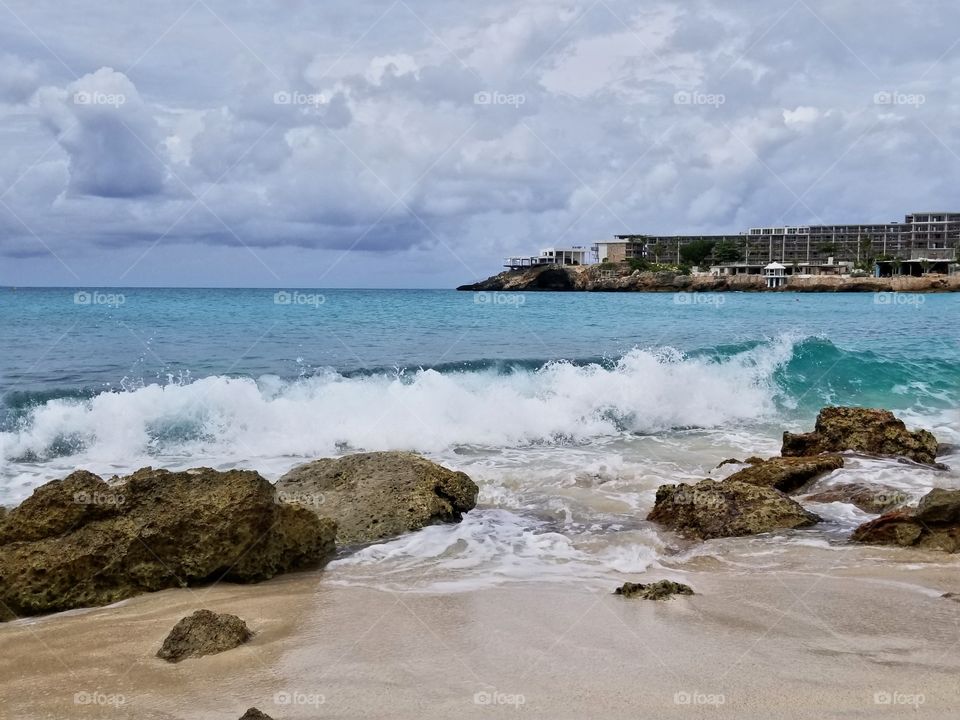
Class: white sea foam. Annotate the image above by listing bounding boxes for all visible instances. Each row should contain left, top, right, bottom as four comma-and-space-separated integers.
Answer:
326, 509, 665, 592
1, 341, 795, 494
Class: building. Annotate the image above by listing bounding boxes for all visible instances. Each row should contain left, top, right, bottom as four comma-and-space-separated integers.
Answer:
763, 262, 787, 288
504, 246, 588, 270
598, 212, 960, 272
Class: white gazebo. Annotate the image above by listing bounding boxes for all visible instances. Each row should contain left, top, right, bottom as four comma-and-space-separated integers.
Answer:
763, 261, 787, 288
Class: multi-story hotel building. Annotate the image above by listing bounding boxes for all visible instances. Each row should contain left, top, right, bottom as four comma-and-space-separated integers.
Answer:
594, 212, 960, 274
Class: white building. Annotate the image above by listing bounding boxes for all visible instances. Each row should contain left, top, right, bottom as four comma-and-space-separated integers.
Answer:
763, 261, 787, 288
504, 246, 589, 269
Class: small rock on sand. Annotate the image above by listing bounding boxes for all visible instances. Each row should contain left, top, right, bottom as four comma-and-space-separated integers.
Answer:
615, 580, 694, 600
157, 609, 252, 663
239, 709, 274, 720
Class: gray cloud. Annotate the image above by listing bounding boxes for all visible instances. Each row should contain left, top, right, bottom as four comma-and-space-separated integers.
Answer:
0, 0, 959, 287
37, 68, 166, 198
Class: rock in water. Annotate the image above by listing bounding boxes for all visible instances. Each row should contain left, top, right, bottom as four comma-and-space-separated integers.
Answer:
781, 407, 940, 465
614, 580, 694, 600
239, 710, 274, 720
851, 489, 960, 552
915, 488, 960, 524
0, 468, 337, 621
723, 455, 844, 493
647, 479, 820, 540
157, 609, 252, 663
276, 451, 479, 545
802, 483, 910, 514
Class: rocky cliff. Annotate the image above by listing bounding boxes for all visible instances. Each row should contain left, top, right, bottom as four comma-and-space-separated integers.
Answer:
457, 263, 960, 293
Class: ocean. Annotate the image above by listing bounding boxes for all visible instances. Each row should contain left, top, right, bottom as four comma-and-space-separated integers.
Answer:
2, 287, 958, 588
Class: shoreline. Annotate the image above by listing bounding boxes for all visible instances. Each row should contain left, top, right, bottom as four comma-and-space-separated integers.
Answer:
2, 548, 959, 719
457, 264, 960, 293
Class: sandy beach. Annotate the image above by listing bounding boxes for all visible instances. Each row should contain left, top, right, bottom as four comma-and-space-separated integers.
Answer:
3, 539, 958, 720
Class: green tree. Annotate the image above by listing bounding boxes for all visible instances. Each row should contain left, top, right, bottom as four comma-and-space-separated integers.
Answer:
679, 239, 716, 267
712, 240, 741, 263
856, 235, 875, 270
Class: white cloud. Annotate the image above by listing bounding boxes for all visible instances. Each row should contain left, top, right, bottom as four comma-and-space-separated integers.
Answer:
37, 68, 166, 198
1, 0, 959, 286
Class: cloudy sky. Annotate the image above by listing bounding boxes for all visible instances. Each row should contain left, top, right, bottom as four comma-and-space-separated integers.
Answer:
0, 0, 957, 287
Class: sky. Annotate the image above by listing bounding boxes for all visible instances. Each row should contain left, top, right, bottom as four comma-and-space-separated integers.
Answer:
0, 0, 958, 288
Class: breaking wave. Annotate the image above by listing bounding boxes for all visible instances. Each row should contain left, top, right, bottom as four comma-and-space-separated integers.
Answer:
1, 334, 954, 479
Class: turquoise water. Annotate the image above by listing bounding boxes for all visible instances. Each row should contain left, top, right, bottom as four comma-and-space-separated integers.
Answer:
2, 287, 958, 407
1, 286, 958, 584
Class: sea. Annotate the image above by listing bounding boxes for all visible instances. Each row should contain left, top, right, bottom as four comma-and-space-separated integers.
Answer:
1, 287, 958, 589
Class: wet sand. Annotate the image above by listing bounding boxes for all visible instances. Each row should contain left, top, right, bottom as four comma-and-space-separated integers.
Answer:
2, 547, 959, 720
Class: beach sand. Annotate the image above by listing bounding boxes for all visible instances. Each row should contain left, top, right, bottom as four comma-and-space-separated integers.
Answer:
2, 543, 959, 720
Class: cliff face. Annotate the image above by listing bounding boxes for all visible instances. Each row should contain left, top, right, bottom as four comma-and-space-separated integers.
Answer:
457, 265, 763, 292
457, 264, 960, 293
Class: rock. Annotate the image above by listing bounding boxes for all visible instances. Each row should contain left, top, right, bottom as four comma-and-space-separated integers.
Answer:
647, 479, 820, 540
276, 452, 478, 545
239, 710, 274, 720
157, 609, 252, 663
723, 455, 844, 493
915, 488, 960, 524
0, 467, 337, 621
781, 407, 940, 465
714, 458, 742, 469
614, 580, 694, 600
801, 483, 910, 514
0, 470, 120, 544
851, 489, 960, 552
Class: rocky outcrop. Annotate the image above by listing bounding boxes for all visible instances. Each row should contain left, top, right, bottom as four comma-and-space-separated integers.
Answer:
458, 265, 764, 293
802, 483, 910, 514
723, 455, 844, 493
458, 264, 960, 294
0, 467, 337, 621
157, 609, 252, 663
614, 580, 694, 600
851, 489, 960, 552
276, 452, 479, 545
781, 407, 940, 465
647, 479, 820, 540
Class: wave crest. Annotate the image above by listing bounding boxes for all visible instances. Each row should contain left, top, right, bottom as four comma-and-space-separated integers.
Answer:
1, 339, 797, 465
